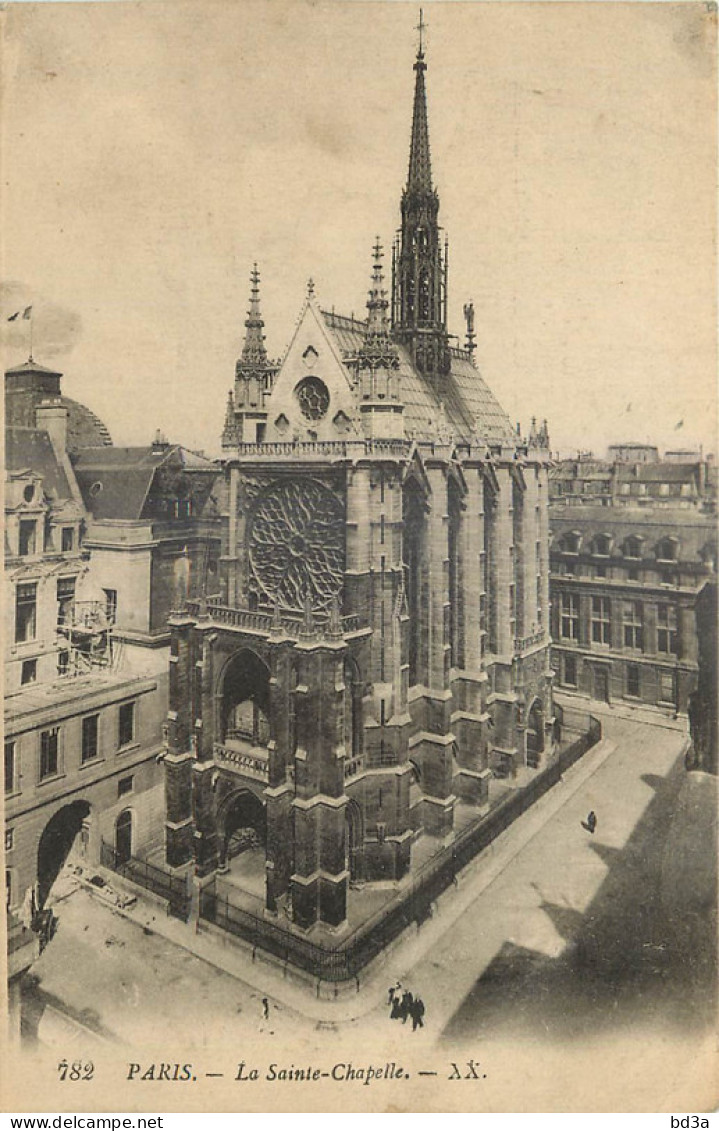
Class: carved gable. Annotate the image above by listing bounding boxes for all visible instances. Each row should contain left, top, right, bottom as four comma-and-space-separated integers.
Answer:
263, 298, 358, 442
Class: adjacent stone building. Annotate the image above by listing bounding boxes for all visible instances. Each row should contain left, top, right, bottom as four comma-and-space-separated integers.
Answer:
549, 448, 717, 713
165, 42, 555, 931
4, 359, 220, 957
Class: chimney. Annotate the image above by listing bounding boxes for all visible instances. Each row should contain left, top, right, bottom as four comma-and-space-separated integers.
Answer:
152, 429, 170, 454
36, 398, 68, 456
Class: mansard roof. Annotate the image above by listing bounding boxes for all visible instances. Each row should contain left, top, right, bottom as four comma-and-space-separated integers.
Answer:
322, 311, 514, 444
5, 427, 73, 501
72, 444, 217, 520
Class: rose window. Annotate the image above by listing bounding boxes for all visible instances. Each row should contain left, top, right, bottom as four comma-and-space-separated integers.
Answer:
249, 480, 344, 611
295, 376, 330, 421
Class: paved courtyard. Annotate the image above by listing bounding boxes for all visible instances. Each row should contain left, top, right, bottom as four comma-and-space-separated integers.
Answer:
22, 712, 715, 1064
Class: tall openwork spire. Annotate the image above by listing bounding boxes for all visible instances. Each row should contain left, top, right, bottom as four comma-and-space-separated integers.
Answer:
407, 12, 433, 195
392, 16, 450, 380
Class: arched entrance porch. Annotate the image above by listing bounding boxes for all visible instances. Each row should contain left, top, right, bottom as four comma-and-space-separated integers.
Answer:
217, 789, 267, 899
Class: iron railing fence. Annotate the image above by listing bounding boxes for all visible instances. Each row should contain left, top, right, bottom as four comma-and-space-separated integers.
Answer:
100, 842, 191, 922
199, 716, 601, 984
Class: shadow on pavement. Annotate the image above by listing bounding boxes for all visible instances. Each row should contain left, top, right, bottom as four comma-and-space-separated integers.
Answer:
441, 751, 717, 1043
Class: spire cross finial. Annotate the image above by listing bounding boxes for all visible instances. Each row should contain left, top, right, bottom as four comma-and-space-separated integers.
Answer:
416, 8, 426, 56
307, 277, 315, 297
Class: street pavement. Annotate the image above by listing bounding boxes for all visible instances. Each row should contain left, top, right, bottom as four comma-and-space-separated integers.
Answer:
25, 714, 713, 1059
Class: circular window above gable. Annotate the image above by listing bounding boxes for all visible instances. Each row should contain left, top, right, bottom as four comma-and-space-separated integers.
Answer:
295, 376, 329, 421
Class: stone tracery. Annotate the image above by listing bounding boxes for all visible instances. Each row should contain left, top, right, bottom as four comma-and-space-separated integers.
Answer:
248, 479, 344, 611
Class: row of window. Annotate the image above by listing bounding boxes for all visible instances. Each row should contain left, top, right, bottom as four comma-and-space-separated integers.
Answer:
561, 654, 677, 704
553, 482, 695, 500
14, 582, 117, 644
4, 701, 136, 792
557, 533, 680, 561
16, 519, 76, 557
555, 561, 678, 584
559, 595, 678, 654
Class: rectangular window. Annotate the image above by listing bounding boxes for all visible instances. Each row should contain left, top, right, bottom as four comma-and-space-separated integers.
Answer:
623, 601, 643, 651
591, 596, 611, 645
15, 583, 37, 643
40, 728, 60, 780
595, 564, 607, 578
58, 650, 69, 676
4, 742, 15, 794
564, 654, 577, 687
560, 593, 579, 640
57, 576, 76, 626
61, 527, 74, 552
626, 663, 640, 698
81, 714, 99, 763
659, 670, 676, 706
657, 605, 678, 655
5, 829, 13, 853
21, 659, 37, 685
118, 701, 135, 748
118, 775, 134, 797
628, 567, 639, 582
103, 588, 118, 624
18, 520, 36, 557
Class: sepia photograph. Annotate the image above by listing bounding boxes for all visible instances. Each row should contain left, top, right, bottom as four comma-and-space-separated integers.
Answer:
2, 0, 717, 1114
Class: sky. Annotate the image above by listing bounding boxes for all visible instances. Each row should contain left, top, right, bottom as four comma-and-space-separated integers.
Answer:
2, 1, 716, 459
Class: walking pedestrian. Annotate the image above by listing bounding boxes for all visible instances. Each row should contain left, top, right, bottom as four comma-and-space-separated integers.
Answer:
411, 997, 425, 1031
581, 810, 597, 834
259, 996, 273, 1034
400, 989, 413, 1024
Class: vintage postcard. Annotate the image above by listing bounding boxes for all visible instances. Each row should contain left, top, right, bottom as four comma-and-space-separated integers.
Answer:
1, 0, 717, 1115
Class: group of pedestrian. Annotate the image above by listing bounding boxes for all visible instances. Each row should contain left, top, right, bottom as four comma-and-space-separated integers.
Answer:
387, 982, 426, 1031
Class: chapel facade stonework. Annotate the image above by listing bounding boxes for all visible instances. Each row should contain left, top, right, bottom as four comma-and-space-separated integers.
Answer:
164, 41, 555, 930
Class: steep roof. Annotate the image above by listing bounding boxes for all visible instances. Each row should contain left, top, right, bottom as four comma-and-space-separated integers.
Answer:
322, 311, 514, 443
72, 446, 170, 519
5, 428, 73, 501
72, 445, 217, 520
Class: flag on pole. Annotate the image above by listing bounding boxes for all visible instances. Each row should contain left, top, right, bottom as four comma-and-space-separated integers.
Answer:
22, 306, 32, 319
7, 311, 20, 321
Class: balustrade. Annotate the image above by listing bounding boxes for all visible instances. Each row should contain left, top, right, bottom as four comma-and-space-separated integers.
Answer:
181, 601, 362, 638
214, 742, 269, 780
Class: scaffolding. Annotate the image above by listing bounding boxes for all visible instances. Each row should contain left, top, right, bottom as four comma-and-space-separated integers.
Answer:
56, 601, 120, 675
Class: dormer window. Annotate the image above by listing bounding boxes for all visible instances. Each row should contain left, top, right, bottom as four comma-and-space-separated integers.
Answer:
624, 536, 642, 560
23, 484, 35, 503
560, 532, 581, 555
656, 538, 678, 562
592, 534, 611, 557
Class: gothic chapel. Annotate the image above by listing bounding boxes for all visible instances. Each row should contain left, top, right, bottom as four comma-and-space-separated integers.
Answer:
165, 35, 554, 930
